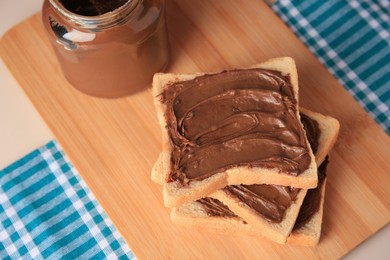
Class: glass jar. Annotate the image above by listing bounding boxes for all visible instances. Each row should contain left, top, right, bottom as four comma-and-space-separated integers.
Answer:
42, 0, 169, 98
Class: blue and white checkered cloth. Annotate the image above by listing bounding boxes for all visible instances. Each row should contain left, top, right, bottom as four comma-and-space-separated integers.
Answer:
0, 141, 135, 259
272, 0, 390, 134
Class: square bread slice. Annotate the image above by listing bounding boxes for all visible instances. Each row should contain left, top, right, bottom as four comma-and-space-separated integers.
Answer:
208, 184, 304, 244
152, 57, 318, 208
170, 176, 327, 246
169, 110, 339, 245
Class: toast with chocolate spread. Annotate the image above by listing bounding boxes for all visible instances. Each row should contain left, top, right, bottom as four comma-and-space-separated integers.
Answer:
170, 110, 339, 245
152, 57, 318, 208
170, 160, 328, 246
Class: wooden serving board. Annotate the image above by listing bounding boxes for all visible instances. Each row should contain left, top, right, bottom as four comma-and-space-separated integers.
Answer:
1, 1, 390, 259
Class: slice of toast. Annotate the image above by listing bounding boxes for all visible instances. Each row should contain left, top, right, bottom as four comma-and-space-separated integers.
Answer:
170, 175, 327, 246
209, 184, 306, 244
171, 197, 261, 236
153, 57, 318, 208
169, 111, 339, 245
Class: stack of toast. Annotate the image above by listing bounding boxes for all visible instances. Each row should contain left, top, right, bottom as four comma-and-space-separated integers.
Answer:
151, 57, 339, 246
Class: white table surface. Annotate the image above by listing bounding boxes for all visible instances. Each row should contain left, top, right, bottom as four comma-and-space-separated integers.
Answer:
0, 1, 389, 259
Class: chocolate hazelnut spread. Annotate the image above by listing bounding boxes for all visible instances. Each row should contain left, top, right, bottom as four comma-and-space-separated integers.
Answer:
300, 113, 320, 154
224, 185, 300, 223
42, 0, 169, 97
293, 157, 328, 230
197, 198, 238, 218
197, 114, 326, 224
161, 69, 311, 185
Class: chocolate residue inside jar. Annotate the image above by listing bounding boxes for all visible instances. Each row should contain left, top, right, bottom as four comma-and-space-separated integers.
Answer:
59, 0, 128, 16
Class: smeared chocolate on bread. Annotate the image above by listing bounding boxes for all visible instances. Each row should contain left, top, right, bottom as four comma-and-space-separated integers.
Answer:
197, 113, 322, 224
153, 58, 319, 209
197, 198, 239, 218
293, 157, 328, 230
160, 69, 311, 186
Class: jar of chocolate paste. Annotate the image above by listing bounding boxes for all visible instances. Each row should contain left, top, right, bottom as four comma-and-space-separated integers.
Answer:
42, 0, 169, 97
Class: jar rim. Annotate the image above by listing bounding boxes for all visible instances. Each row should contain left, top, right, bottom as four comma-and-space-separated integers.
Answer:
49, 0, 140, 30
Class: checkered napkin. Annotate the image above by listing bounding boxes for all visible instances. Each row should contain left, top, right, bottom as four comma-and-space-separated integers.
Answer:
272, 0, 390, 134
0, 141, 135, 259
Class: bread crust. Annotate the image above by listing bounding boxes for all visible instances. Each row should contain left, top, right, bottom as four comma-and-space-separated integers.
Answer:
171, 200, 265, 237
211, 187, 307, 244
170, 178, 327, 246
300, 108, 340, 166
287, 179, 327, 246
152, 57, 318, 208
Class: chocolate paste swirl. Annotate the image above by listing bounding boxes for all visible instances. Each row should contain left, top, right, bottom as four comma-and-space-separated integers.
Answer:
198, 114, 324, 224
197, 197, 238, 218
300, 113, 320, 154
161, 69, 311, 185
224, 185, 300, 223
293, 157, 328, 230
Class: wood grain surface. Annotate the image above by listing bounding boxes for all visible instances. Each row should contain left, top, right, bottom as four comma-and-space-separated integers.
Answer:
1, 1, 390, 259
